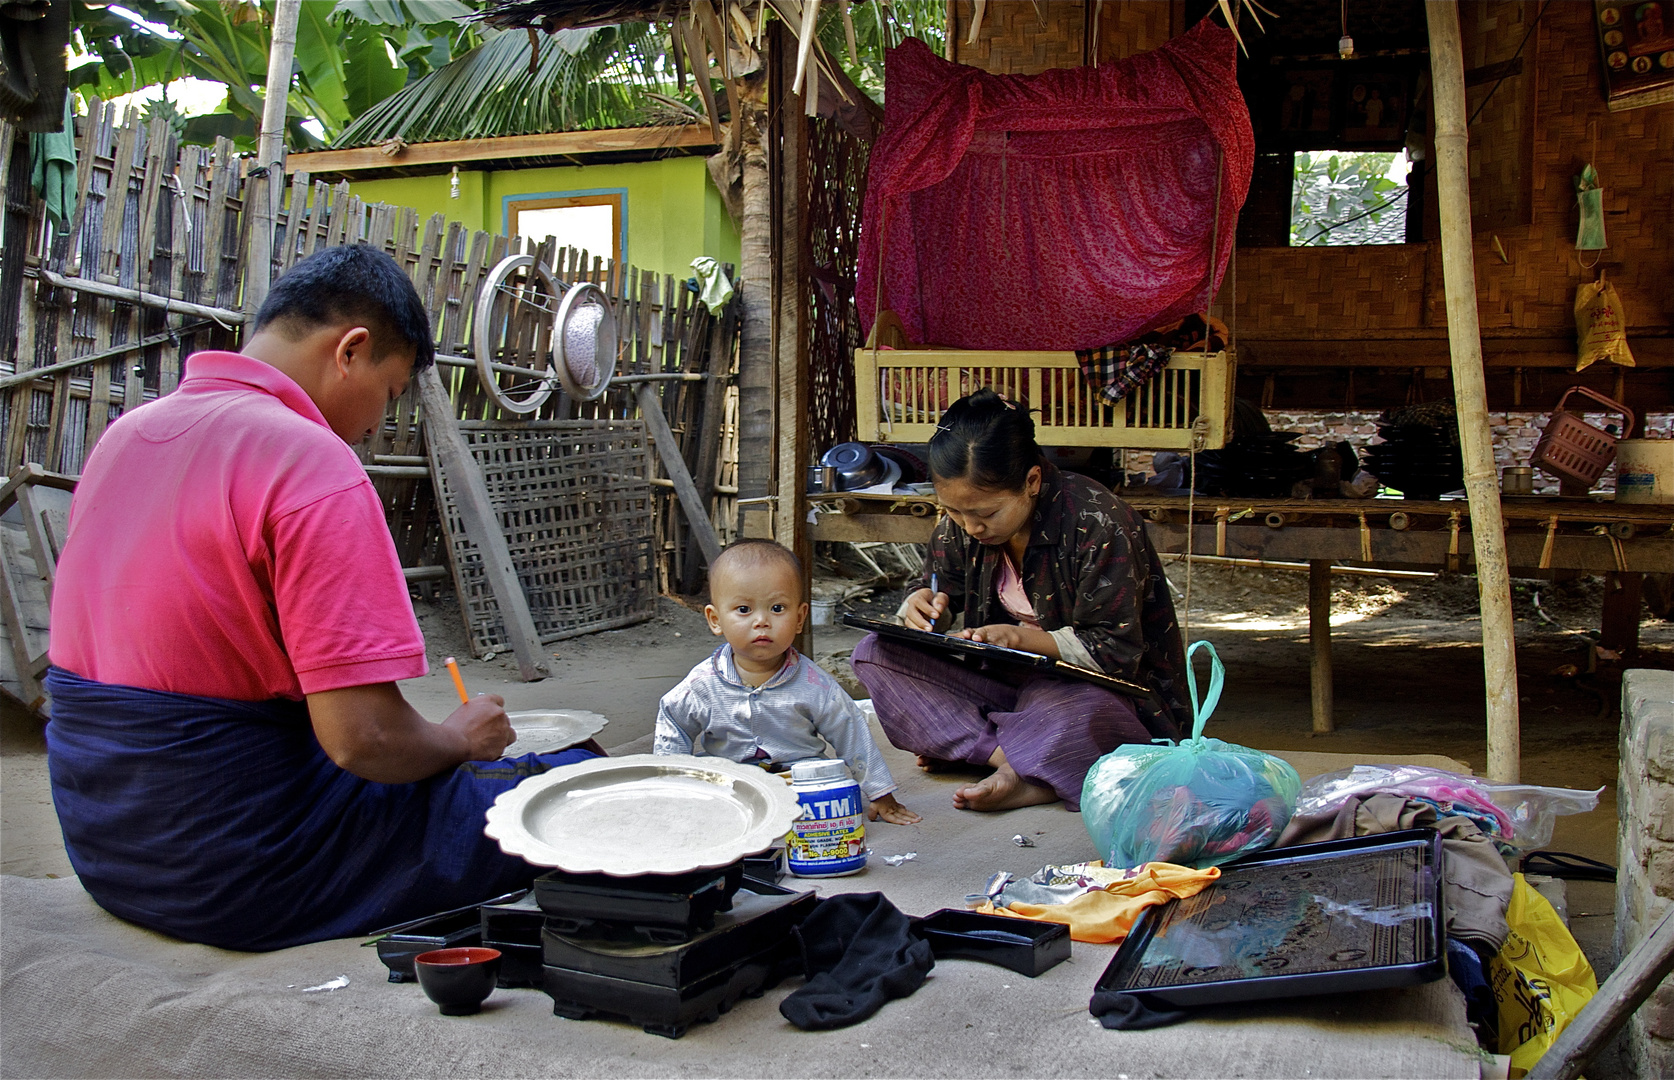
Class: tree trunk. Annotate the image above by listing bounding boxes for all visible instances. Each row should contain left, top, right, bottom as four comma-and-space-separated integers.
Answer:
735, 92, 773, 502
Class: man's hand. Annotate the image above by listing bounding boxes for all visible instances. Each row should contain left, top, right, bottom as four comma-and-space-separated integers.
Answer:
951, 623, 1059, 657
901, 587, 949, 631
444, 694, 514, 761
867, 792, 921, 824
308, 681, 508, 784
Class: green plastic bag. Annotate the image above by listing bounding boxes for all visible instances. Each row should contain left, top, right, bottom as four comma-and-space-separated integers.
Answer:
1080, 641, 1301, 869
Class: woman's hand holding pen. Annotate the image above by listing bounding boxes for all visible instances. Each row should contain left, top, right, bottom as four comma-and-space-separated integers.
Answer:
901, 587, 949, 631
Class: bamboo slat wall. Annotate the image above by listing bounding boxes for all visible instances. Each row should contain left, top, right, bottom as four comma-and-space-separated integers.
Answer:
2, 100, 740, 594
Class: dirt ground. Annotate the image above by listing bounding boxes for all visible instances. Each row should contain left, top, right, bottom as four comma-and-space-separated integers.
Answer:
3, 563, 1666, 1073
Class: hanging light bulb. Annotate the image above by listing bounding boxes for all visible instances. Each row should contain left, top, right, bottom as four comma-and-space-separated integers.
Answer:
1339, 0, 1354, 58
450, 165, 461, 200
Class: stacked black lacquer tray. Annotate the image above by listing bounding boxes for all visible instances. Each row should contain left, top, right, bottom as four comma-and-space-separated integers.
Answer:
1363, 424, 1464, 500
533, 860, 817, 1039
1193, 433, 1313, 498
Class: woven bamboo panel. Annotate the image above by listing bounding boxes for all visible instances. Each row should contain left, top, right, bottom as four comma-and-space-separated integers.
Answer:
950, 0, 1085, 73
429, 419, 656, 654
951, 1, 1179, 72
1231, 245, 1432, 332
1519, 0, 1671, 335
1092, 0, 1178, 63
1461, 1, 1537, 231
805, 114, 868, 459
1236, 1, 1671, 359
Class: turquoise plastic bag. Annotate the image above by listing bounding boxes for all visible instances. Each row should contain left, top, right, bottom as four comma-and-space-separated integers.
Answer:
1080, 642, 1302, 869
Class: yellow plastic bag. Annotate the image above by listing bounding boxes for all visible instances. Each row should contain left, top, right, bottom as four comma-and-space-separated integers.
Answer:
1490, 873, 1598, 1077
1574, 277, 1635, 371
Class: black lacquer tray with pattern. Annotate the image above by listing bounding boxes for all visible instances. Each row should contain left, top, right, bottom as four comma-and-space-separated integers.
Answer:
1097, 830, 1447, 1007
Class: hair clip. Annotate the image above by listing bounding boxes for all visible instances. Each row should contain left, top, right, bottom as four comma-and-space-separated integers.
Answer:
931, 422, 954, 437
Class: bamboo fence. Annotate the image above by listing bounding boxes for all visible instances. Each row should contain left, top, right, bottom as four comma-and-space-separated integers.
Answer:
0, 101, 740, 601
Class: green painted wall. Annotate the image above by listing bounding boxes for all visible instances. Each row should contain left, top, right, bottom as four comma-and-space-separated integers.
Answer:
344, 156, 740, 280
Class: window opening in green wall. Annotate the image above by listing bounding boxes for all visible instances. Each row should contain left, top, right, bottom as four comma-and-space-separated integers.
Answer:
508, 192, 622, 267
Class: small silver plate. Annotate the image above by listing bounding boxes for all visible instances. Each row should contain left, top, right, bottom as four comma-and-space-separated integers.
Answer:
484, 755, 802, 876
502, 709, 609, 758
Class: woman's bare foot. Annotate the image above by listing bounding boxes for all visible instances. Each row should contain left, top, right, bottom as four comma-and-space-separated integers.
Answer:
952, 763, 1057, 811
916, 754, 960, 773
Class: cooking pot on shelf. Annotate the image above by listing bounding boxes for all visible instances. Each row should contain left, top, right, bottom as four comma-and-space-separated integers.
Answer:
822, 442, 901, 491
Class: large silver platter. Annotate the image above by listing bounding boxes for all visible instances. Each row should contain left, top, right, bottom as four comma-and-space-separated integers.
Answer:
501, 710, 609, 758
483, 755, 802, 876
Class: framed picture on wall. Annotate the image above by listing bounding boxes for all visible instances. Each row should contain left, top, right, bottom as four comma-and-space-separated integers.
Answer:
1273, 69, 1336, 138
1597, 0, 1674, 110
1256, 62, 1417, 151
1335, 73, 1411, 144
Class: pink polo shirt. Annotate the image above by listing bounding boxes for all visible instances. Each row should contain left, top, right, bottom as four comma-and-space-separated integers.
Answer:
50, 352, 428, 701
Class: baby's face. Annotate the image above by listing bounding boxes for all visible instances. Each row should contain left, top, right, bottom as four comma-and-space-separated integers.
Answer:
705, 560, 807, 669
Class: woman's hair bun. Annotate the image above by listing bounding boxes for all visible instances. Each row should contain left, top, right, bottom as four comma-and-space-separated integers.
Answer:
928, 389, 1041, 491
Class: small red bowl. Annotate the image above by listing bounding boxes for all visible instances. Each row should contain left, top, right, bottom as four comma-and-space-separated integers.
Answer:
414, 947, 502, 1016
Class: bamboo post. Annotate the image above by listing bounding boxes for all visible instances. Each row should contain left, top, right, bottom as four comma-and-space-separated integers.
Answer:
244, 0, 301, 316
1309, 560, 1334, 734
1427, 1, 1521, 783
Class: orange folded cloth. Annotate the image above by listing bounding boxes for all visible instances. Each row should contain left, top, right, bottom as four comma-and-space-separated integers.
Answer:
976, 862, 1221, 944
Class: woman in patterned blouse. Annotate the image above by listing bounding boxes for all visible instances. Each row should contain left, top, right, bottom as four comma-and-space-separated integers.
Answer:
852, 389, 1188, 811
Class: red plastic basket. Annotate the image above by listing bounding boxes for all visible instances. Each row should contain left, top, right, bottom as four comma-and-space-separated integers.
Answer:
1531, 386, 1635, 488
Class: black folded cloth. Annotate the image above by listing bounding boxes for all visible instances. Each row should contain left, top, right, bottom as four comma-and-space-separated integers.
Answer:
1088, 990, 1192, 1030
779, 893, 935, 1031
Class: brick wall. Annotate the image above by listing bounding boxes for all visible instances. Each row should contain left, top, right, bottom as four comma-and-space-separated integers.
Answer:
1616, 669, 1674, 1078
1123, 409, 1673, 495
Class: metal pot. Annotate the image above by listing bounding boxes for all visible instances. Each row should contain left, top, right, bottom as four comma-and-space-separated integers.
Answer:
821, 442, 886, 490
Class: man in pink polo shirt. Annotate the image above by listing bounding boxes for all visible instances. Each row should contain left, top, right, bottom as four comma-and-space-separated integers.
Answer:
45, 245, 595, 950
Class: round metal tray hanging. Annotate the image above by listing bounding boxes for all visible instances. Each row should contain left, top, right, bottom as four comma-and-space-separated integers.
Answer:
553, 281, 618, 402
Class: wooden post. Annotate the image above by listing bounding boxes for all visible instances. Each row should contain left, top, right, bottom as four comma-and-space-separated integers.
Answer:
771, 23, 813, 656
1600, 571, 1644, 660
682, 286, 736, 594
1427, 2, 1522, 783
418, 366, 547, 682
636, 382, 723, 567
244, 0, 301, 316
1309, 560, 1334, 734
736, 33, 775, 503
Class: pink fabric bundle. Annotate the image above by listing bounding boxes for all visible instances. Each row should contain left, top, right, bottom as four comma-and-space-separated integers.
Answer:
857, 19, 1253, 352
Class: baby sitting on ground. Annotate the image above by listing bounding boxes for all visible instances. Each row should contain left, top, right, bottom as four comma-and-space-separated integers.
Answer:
654, 539, 919, 825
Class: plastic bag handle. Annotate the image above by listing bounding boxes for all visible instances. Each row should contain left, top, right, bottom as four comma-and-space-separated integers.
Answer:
1184, 640, 1224, 742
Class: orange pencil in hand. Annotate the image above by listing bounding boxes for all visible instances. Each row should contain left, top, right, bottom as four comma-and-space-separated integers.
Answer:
444, 656, 469, 704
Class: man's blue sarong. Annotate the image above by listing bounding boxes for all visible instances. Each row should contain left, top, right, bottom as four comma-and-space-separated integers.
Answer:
44, 667, 594, 951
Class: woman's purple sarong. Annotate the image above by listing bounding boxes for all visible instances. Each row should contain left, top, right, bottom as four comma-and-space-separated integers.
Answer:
851, 634, 1151, 810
